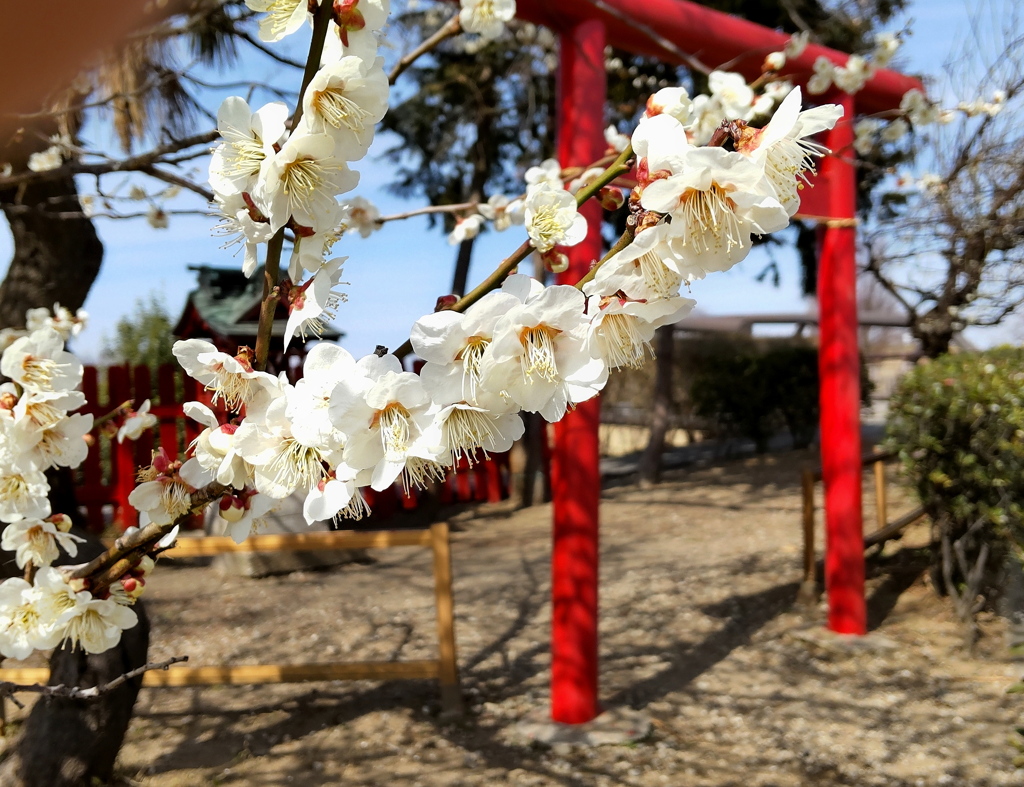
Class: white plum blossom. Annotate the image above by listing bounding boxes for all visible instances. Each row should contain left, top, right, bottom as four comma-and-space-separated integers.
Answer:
329, 354, 443, 491
14, 411, 93, 470
235, 390, 336, 499
637, 115, 789, 273
289, 201, 345, 276
0, 463, 51, 521
284, 256, 348, 347
302, 467, 368, 526
644, 87, 693, 125
784, 31, 810, 59
764, 51, 786, 71
412, 287, 523, 408
213, 192, 277, 277
0, 578, 46, 659
286, 342, 358, 453
736, 87, 842, 216
459, 0, 516, 41
525, 158, 562, 191
524, 184, 587, 253
184, 401, 251, 489
708, 71, 755, 118
833, 54, 874, 94
1, 328, 83, 396
210, 97, 288, 198
217, 489, 276, 543
586, 294, 695, 371
255, 131, 359, 232
583, 224, 688, 298
118, 399, 157, 443
901, 89, 940, 126
173, 340, 278, 412
808, 56, 834, 95
60, 594, 138, 654
301, 56, 389, 159
0, 516, 83, 569
25, 304, 87, 340
448, 214, 484, 245
129, 454, 208, 526
27, 146, 62, 173
854, 118, 881, 155
477, 194, 523, 231
881, 117, 910, 143
479, 284, 607, 422
873, 32, 900, 67
604, 125, 630, 153
246, 0, 308, 43
340, 196, 381, 237
31, 567, 83, 644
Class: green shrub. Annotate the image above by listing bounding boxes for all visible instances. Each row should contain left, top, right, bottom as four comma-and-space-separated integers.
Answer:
689, 342, 872, 451
885, 347, 1024, 637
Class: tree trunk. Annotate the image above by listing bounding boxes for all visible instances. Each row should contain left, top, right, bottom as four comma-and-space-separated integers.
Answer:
450, 235, 476, 297
0, 174, 104, 329
0, 164, 141, 784
0, 489, 150, 787
638, 325, 674, 487
0, 606, 150, 787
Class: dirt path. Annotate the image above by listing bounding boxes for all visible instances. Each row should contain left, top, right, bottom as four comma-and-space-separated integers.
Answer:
9, 450, 1023, 785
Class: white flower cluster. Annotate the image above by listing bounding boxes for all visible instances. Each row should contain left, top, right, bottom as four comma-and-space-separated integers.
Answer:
0, 10, 848, 661
0, 318, 142, 657
214, 0, 392, 346
143, 82, 840, 561
806, 31, 904, 96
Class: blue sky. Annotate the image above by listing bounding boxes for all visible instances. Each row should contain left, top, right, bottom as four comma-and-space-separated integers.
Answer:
0, 0, 1004, 362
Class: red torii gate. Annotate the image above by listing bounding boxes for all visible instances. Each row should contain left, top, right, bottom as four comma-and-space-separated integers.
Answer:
458, 0, 923, 724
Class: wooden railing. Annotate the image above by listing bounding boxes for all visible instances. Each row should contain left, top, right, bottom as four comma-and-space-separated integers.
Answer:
0, 523, 462, 733
798, 449, 927, 604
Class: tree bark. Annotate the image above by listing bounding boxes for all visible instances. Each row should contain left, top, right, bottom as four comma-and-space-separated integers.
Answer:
450, 234, 476, 297
0, 174, 104, 329
0, 490, 150, 787
638, 325, 675, 487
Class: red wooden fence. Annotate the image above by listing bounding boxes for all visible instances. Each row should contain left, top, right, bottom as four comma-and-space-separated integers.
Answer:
76, 364, 510, 532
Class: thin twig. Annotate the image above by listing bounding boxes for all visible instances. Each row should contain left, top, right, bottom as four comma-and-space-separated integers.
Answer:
0, 131, 218, 192
0, 656, 189, 708
377, 201, 477, 224
389, 14, 463, 85
392, 145, 635, 358
582, 0, 711, 76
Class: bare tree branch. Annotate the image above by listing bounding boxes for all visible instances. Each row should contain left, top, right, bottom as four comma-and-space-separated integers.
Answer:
0, 656, 188, 709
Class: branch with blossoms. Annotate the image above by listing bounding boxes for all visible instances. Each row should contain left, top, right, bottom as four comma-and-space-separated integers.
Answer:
0, 3, 869, 661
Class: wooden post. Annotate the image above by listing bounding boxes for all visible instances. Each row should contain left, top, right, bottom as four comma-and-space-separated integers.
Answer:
873, 450, 888, 532
431, 522, 462, 716
798, 467, 818, 605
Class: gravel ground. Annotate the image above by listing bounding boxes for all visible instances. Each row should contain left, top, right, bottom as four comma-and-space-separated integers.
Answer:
8, 449, 1023, 786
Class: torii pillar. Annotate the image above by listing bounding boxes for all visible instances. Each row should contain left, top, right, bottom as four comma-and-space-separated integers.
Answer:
551, 17, 606, 724
816, 94, 865, 634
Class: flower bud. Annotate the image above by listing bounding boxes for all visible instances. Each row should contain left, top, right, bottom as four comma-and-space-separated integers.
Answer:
598, 187, 624, 211
763, 52, 786, 72
543, 251, 570, 274
220, 495, 248, 523
47, 513, 73, 532
435, 294, 459, 312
